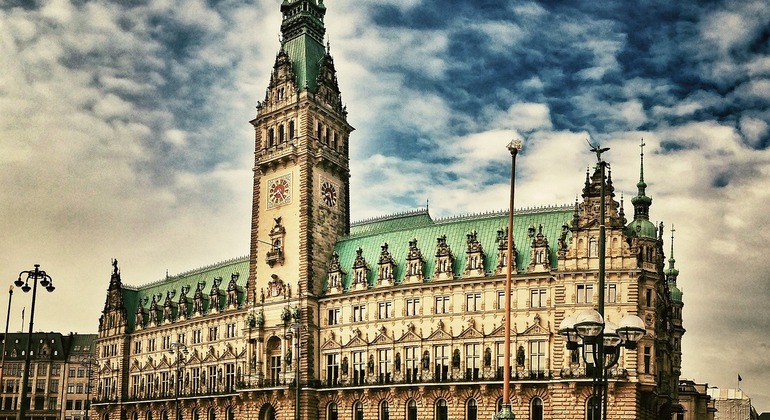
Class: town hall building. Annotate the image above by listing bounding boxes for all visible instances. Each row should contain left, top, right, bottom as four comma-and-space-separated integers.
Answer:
92, 1, 685, 419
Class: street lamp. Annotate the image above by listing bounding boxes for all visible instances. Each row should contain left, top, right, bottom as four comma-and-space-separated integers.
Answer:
286, 311, 306, 420
557, 143, 645, 420
169, 342, 188, 420
0, 286, 13, 390
15, 264, 55, 420
496, 139, 522, 420
79, 355, 99, 420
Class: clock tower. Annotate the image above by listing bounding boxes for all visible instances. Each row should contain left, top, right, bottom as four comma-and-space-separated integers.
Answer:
247, 0, 353, 389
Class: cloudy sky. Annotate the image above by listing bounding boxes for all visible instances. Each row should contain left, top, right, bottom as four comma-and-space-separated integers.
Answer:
2, 0, 769, 411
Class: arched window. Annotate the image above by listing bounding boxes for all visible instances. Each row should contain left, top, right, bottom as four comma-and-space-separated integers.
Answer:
495, 398, 503, 413
259, 404, 276, 420
193, 408, 201, 420
435, 399, 448, 420
379, 400, 389, 420
406, 400, 417, 420
208, 407, 217, 420
466, 398, 477, 420
226, 406, 235, 420
266, 336, 282, 386
161, 411, 169, 420
131, 412, 138, 420
103, 413, 110, 420
586, 396, 600, 420
354, 401, 364, 420
146, 411, 153, 420
327, 402, 338, 420
531, 397, 544, 420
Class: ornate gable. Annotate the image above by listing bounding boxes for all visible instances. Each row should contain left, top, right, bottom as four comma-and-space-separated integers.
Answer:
433, 235, 454, 281
527, 224, 552, 273
326, 252, 346, 295
521, 314, 551, 337
396, 324, 423, 343
321, 334, 342, 350
495, 227, 518, 275
377, 243, 397, 287
403, 239, 425, 284
464, 230, 486, 278
343, 328, 368, 348
457, 319, 484, 339
426, 320, 452, 341
351, 247, 370, 291
371, 326, 393, 346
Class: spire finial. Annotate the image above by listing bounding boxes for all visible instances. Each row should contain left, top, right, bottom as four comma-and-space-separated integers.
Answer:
670, 224, 676, 260
639, 138, 646, 186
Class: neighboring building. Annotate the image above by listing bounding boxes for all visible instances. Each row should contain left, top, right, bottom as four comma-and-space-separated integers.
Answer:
678, 379, 716, 420
708, 388, 760, 420
0, 332, 96, 420
92, 1, 685, 420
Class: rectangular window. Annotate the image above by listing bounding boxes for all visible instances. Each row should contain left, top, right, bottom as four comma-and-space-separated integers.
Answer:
529, 341, 547, 376
51, 364, 61, 376
225, 363, 235, 391
352, 351, 366, 385
269, 355, 281, 386
326, 353, 339, 386
352, 305, 366, 323
434, 345, 449, 382
67, 383, 74, 394
497, 291, 514, 310
77, 368, 85, 378
162, 335, 171, 350
37, 364, 47, 376
134, 340, 142, 354
208, 326, 219, 341
644, 346, 652, 373
377, 349, 392, 384
577, 284, 594, 304
147, 338, 156, 352
208, 365, 218, 392
74, 400, 82, 410
435, 296, 450, 314
530, 289, 547, 308
645, 289, 653, 307
75, 383, 83, 394
328, 308, 340, 326
496, 342, 513, 379
191, 367, 201, 393
465, 344, 481, 380
193, 329, 202, 344
69, 368, 76, 378
35, 379, 45, 392
131, 374, 140, 398
160, 372, 169, 396
405, 298, 420, 317
226, 323, 237, 338
466, 293, 481, 312
607, 284, 617, 303
47, 397, 56, 410
405, 347, 419, 383
49, 379, 58, 393
177, 333, 186, 345
66, 400, 73, 410
378, 301, 392, 320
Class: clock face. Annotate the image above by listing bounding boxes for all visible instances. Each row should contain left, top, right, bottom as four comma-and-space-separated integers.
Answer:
267, 175, 291, 208
321, 180, 338, 207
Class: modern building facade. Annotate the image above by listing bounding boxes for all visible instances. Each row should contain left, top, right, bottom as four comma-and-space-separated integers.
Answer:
708, 388, 760, 420
93, 1, 685, 419
0, 332, 96, 420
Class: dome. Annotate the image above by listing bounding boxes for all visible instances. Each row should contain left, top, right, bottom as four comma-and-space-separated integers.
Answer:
669, 283, 683, 302
626, 219, 657, 239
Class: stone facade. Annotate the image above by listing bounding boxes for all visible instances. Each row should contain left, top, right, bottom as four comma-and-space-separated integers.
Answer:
92, 1, 684, 420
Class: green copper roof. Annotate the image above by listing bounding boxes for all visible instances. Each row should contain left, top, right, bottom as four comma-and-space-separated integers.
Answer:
122, 257, 249, 330
669, 283, 683, 302
626, 218, 657, 239
283, 36, 326, 92
330, 207, 573, 291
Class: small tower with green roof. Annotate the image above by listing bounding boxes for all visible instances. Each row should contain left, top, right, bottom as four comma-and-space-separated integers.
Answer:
667, 225, 685, 378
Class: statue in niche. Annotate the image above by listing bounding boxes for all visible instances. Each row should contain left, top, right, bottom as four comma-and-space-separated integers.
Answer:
341, 356, 349, 375
517, 345, 525, 366
452, 349, 461, 369
367, 355, 375, 374
422, 350, 430, 369
395, 353, 401, 372
285, 348, 292, 366
484, 347, 492, 367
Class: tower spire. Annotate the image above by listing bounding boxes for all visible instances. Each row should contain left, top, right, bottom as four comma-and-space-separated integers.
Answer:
631, 139, 652, 220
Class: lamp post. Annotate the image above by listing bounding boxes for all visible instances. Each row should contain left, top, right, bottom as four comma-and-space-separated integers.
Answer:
286, 318, 306, 420
15, 264, 55, 420
169, 342, 188, 420
0, 286, 13, 390
496, 139, 522, 420
558, 145, 645, 420
79, 355, 99, 420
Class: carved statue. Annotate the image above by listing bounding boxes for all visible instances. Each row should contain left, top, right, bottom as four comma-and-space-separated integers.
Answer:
395, 352, 401, 372
517, 345, 525, 366
484, 347, 492, 367
341, 356, 349, 374
422, 351, 430, 369
452, 349, 461, 369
